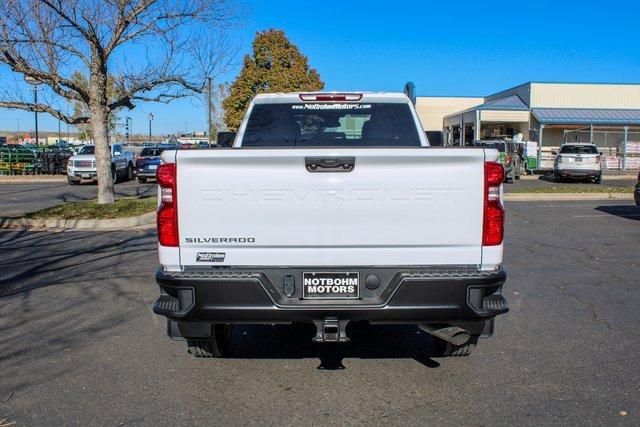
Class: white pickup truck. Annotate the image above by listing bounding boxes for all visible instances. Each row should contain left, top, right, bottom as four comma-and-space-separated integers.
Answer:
67, 143, 135, 185
153, 92, 508, 358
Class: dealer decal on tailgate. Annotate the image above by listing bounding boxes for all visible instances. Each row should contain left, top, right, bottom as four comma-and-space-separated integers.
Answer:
196, 252, 225, 262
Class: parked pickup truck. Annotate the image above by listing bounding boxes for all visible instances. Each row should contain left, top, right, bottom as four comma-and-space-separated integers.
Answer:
136, 144, 179, 183
153, 92, 509, 358
67, 143, 135, 185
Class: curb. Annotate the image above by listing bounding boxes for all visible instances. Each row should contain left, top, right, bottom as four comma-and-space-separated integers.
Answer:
504, 192, 635, 201
518, 174, 638, 181
0, 175, 67, 183
0, 211, 155, 230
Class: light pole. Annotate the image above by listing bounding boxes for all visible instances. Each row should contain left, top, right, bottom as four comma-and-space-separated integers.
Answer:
24, 76, 40, 147
57, 111, 61, 146
148, 113, 154, 142
17, 118, 20, 136
125, 116, 132, 141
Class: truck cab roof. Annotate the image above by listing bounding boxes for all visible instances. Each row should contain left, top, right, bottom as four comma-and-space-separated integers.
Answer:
252, 92, 412, 104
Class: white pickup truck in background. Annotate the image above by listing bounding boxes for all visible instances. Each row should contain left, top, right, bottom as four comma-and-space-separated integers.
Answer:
153, 92, 508, 358
67, 143, 135, 185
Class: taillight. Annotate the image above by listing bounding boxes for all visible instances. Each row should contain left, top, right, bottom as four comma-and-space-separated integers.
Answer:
483, 162, 505, 246
156, 163, 178, 247
595, 155, 601, 163
505, 154, 512, 164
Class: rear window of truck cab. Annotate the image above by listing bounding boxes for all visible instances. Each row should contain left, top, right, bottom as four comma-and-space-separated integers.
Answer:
241, 103, 421, 147
140, 148, 165, 157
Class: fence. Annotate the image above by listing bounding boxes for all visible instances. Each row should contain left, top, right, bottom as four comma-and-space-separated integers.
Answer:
0, 145, 74, 175
563, 128, 640, 170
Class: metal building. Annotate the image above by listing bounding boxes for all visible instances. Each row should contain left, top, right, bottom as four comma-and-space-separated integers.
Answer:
415, 82, 640, 170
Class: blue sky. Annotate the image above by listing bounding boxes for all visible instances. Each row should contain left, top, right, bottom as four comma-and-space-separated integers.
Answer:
2, 0, 640, 134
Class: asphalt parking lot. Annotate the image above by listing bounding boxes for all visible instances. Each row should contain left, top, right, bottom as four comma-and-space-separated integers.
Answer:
1, 200, 638, 425
0, 180, 155, 218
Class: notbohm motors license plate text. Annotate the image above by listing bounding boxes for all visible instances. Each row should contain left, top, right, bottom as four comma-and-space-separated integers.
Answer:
303, 272, 359, 299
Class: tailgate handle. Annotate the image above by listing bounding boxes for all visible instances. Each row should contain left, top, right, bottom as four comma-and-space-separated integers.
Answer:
305, 157, 355, 172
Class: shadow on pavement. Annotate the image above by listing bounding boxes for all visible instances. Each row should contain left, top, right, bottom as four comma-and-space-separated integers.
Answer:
594, 205, 640, 221
537, 173, 556, 183
226, 322, 442, 370
0, 229, 155, 297
0, 229, 158, 394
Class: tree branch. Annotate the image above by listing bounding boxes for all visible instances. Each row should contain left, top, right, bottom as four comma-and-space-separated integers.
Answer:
0, 100, 89, 124
38, 0, 98, 47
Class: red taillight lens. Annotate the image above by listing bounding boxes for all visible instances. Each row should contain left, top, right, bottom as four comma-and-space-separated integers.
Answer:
505, 154, 512, 164
156, 163, 178, 247
483, 162, 505, 246
595, 155, 601, 163
485, 161, 505, 187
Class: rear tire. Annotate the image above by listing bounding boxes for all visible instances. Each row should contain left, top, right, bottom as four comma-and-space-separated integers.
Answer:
67, 177, 80, 185
433, 337, 478, 357
126, 163, 134, 181
111, 166, 118, 184
137, 176, 147, 184
187, 324, 234, 358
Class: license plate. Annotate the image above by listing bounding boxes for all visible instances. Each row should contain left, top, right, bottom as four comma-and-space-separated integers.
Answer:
81, 173, 90, 179
575, 157, 582, 162
303, 272, 359, 299
149, 164, 158, 170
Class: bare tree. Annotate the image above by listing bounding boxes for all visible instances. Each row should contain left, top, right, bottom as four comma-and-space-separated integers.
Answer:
0, 0, 236, 203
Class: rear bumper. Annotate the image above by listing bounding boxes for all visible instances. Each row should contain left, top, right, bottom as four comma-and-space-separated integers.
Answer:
68, 169, 98, 180
153, 266, 508, 325
554, 167, 601, 177
137, 170, 158, 178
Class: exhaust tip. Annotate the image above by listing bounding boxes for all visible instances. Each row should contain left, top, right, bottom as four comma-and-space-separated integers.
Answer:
419, 325, 470, 346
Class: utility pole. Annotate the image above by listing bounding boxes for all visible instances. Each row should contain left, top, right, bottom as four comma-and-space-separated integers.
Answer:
207, 77, 212, 145
17, 118, 19, 136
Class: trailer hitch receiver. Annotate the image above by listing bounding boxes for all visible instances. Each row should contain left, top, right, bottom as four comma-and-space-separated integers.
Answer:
313, 318, 350, 343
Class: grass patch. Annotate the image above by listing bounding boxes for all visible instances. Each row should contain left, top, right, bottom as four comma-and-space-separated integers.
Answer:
25, 196, 157, 219
510, 186, 634, 194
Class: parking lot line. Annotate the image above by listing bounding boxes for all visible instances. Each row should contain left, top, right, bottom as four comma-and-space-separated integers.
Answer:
571, 213, 640, 218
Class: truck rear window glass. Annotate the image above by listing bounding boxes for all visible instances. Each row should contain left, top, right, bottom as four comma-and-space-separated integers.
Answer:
140, 148, 165, 157
241, 103, 421, 147
559, 145, 598, 154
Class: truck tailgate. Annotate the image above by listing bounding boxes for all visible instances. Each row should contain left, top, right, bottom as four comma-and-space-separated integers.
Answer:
174, 148, 488, 267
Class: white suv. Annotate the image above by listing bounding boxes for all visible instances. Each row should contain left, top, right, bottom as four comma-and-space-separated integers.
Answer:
553, 143, 602, 183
